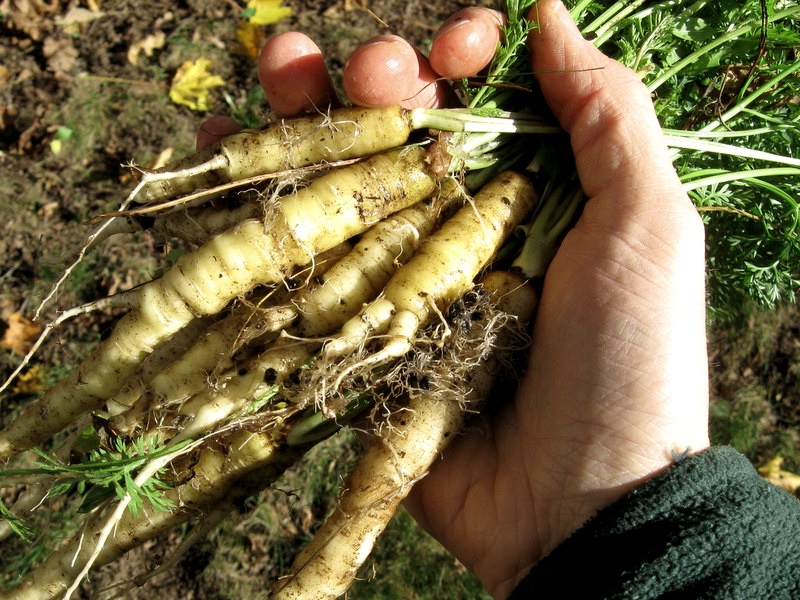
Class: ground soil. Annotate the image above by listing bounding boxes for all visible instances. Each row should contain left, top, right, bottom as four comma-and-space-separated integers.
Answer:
1, 0, 798, 598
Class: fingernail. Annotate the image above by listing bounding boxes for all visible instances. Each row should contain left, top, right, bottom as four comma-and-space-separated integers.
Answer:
358, 34, 406, 49
437, 14, 470, 37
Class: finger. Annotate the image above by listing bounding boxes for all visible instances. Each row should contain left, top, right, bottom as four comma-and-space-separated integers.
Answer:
428, 7, 505, 79
342, 34, 449, 108
258, 32, 338, 117
529, 0, 687, 208
196, 116, 242, 150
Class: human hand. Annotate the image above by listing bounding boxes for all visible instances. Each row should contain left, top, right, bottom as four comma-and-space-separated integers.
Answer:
196, 7, 503, 146
247, 0, 711, 597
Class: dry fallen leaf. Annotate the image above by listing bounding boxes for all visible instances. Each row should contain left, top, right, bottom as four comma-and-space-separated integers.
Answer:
169, 58, 225, 112
235, 19, 264, 60
12, 365, 43, 396
150, 147, 174, 170
1, 0, 62, 40
56, 6, 105, 33
128, 31, 166, 65
42, 36, 80, 75
1, 312, 43, 355
246, 0, 292, 26
758, 456, 800, 496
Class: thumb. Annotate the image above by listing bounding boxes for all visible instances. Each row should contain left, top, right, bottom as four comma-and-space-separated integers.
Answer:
528, 0, 684, 207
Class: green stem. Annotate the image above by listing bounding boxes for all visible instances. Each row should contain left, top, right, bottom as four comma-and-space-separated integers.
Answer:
665, 133, 800, 168
511, 179, 585, 279
580, 0, 634, 34
568, 0, 595, 23
682, 167, 800, 192
286, 391, 373, 447
409, 107, 563, 178
411, 108, 562, 135
663, 126, 778, 139
589, 0, 656, 45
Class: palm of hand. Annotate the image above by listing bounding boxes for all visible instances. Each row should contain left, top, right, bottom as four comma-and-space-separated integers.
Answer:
407, 172, 709, 596
404, 6, 710, 595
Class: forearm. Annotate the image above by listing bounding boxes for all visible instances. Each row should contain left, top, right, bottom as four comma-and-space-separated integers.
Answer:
510, 446, 800, 599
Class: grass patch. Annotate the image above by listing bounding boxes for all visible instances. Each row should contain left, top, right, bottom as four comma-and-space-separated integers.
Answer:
711, 384, 778, 459
709, 303, 800, 473
349, 507, 490, 599
44, 76, 197, 175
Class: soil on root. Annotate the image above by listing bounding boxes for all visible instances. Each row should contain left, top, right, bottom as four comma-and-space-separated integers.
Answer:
1, 1, 489, 598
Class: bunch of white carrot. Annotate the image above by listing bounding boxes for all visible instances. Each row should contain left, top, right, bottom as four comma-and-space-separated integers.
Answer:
0, 2, 562, 594
0, 91, 568, 597
2, 0, 798, 597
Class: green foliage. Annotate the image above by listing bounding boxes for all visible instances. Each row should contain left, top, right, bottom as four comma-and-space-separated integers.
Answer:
466, 0, 538, 110
223, 84, 267, 128
0, 435, 189, 541
708, 376, 800, 474
710, 384, 776, 458
0, 499, 36, 543
564, 0, 800, 318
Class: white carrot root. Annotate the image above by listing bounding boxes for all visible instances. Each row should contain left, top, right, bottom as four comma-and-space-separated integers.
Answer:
0, 147, 437, 460
163, 183, 466, 443
0, 428, 316, 600
104, 307, 262, 436
132, 106, 417, 204
270, 396, 466, 600
102, 314, 216, 417
147, 198, 263, 246
166, 337, 311, 444
106, 242, 352, 437
293, 177, 467, 337
320, 171, 538, 388
108, 189, 458, 444
269, 393, 469, 600
268, 269, 537, 600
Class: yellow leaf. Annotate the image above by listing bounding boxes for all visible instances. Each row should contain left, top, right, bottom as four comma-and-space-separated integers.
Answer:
12, 366, 43, 396
1, 312, 43, 355
235, 19, 264, 60
169, 58, 225, 112
246, 0, 292, 26
758, 456, 800, 496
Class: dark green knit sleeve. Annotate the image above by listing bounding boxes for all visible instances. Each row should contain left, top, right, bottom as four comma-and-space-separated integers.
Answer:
508, 446, 800, 599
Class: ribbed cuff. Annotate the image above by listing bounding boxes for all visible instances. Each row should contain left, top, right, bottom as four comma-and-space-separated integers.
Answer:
509, 446, 800, 599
